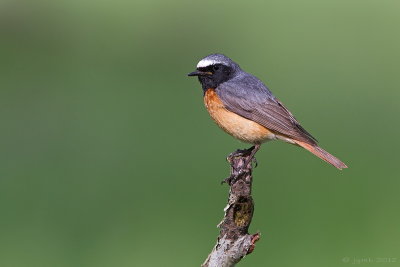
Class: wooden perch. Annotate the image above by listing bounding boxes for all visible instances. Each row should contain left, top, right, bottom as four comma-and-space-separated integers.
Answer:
202, 147, 260, 267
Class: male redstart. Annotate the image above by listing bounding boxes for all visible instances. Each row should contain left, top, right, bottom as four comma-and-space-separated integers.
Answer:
188, 53, 347, 170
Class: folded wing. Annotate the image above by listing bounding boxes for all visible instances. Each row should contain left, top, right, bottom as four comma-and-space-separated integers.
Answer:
216, 79, 318, 145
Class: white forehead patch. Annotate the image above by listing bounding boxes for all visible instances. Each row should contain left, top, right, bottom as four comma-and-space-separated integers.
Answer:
196, 59, 220, 68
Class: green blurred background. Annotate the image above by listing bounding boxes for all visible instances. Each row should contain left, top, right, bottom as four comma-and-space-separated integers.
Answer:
1, 0, 399, 266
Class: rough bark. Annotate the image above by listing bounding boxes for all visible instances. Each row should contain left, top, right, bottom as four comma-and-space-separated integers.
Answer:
202, 148, 260, 267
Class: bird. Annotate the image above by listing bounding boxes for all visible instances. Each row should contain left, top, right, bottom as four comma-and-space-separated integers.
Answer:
188, 53, 347, 170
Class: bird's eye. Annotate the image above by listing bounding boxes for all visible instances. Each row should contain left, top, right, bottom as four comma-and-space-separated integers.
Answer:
213, 65, 220, 71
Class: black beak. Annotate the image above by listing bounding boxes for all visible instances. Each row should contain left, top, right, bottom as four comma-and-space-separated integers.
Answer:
187, 70, 212, 77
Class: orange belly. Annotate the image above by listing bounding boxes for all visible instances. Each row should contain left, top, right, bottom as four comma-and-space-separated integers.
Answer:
204, 88, 276, 144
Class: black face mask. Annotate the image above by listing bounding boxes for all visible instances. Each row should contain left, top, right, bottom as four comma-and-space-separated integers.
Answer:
197, 64, 234, 91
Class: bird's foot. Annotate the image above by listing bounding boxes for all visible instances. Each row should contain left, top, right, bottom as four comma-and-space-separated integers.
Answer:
226, 146, 254, 162
242, 144, 261, 168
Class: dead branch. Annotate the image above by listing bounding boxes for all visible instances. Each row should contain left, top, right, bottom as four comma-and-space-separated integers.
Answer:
202, 147, 260, 267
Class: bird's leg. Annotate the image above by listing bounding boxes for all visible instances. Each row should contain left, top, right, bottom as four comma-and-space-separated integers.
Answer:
243, 144, 261, 168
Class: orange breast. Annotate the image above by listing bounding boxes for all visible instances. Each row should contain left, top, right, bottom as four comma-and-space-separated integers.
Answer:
204, 88, 276, 144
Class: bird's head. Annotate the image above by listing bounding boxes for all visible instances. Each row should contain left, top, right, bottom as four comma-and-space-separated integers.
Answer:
188, 54, 240, 90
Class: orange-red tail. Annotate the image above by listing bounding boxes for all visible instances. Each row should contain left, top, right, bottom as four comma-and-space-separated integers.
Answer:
294, 141, 348, 170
